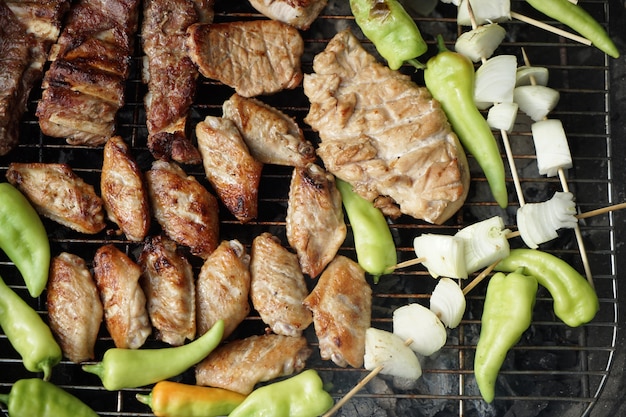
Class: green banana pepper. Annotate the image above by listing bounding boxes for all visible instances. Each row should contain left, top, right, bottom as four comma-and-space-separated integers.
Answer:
0, 378, 99, 417
82, 320, 224, 390
0, 274, 61, 381
474, 270, 538, 403
336, 178, 397, 283
525, 0, 619, 58
423, 36, 508, 208
228, 369, 334, 417
0, 182, 50, 298
350, 0, 428, 70
495, 248, 598, 327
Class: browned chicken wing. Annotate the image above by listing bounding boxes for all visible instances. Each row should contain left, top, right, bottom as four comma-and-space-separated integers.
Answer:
93, 244, 152, 349
145, 159, 219, 259
250, 232, 313, 337
303, 255, 371, 368
139, 235, 196, 346
195, 333, 311, 394
222, 94, 316, 167
286, 163, 346, 277
248, 0, 327, 30
196, 239, 251, 340
6, 162, 106, 234
186, 19, 304, 97
47, 252, 103, 363
196, 115, 263, 223
101, 135, 151, 241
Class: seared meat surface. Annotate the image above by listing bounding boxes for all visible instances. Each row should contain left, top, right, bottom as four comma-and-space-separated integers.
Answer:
101, 136, 151, 241
304, 29, 470, 224
145, 159, 220, 259
286, 163, 346, 277
196, 239, 251, 340
139, 235, 196, 346
93, 244, 152, 349
248, 0, 328, 30
303, 255, 371, 368
196, 115, 263, 223
47, 252, 103, 363
195, 333, 311, 394
222, 94, 316, 167
6, 162, 106, 234
250, 232, 313, 337
186, 20, 304, 97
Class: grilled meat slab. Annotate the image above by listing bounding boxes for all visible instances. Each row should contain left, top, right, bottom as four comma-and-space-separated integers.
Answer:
304, 29, 470, 224
248, 0, 328, 30
186, 19, 304, 97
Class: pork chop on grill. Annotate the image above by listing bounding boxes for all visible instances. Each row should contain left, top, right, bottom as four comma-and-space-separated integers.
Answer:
248, 0, 328, 30
303, 29, 470, 224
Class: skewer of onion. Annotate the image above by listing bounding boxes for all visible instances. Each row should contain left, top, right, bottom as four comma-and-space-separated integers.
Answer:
455, 23, 507, 63
517, 191, 578, 249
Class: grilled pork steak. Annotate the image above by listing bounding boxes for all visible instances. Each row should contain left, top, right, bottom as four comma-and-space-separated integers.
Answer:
248, 0, 328, 30
304, 29, 470, 224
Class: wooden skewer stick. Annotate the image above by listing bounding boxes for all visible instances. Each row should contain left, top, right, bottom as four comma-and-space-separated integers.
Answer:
510, 12, 592, 46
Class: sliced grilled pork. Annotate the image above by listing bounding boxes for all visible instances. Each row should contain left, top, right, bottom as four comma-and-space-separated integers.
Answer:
248, 0, 328, 30
141, 0, 214, 164
196, 115, 263, 223
222, 94, 316, 167
286, 163, 346, 277
36, 0, 141, 145
304, 29, 470, 225
186, 20, 304, 97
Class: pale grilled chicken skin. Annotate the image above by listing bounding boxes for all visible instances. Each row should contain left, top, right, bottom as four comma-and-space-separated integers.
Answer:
36, 0, 141, 145
196, 239, 251, 340
222, 94, 316, 167
101, 136, 151, 241
47, 252, 103, 363
196, 115, 263, 223
141, 0, 213, 164
93, 244, 152, 349
186, 20, 304, 97
145, 159, 219, 259
304, 29, 470, 225
6, 162, 106, 234
139, 235, 196, 346
303, 255, 371, 368
250, 232, 313, 337
248, 0, 327, 30
286, 163, 346, 277
195, 334, 311, 395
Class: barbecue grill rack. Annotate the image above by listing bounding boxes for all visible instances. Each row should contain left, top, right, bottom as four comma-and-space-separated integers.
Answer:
1, 0, 625, 416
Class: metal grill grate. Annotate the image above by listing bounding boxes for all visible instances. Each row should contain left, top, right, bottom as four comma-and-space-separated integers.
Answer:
0, 0, 623, 416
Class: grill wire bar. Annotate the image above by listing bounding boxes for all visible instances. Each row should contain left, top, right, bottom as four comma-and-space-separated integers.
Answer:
0, 0, 623, 416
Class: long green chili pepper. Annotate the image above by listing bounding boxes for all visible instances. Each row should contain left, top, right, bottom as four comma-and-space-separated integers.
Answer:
0, 378, 99, 417
0, 274, 62, 381
0, 182, 50, 298
525, 0, 619, 58
82, 320, 224, 391
350, 0, 428, 70
495, 248, 599, 327
228, 369, 334, 417
423, 36, 508, 208
474, 270, 538, 403
336, 178, 397, 283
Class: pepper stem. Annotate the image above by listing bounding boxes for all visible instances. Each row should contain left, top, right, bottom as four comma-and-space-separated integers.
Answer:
435, 34, 448, 53
406, 58, 426, 70
0, 393, 9, 406
135, 393, 153, 408
81, 362, 105, 379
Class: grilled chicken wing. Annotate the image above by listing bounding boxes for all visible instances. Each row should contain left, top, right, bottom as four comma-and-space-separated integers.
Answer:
222, 94, 316, 167
139, 235, 196, 346
250, 233, 313, 337
141, 0, 213, 164
303, 255, 371, 368
196, 115, 263, 223
145, 159, 219, 259
196, 239, 251, 340
286, 163, 346, 277
47, 252, 103, 363
248, 0, 327, 30
195, 334, 311, 395
304, 29, 470, 224
6, 162, 106, 234
93, 244, 152, 349
186, 19, 304, 97
101, 136, 151, 241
